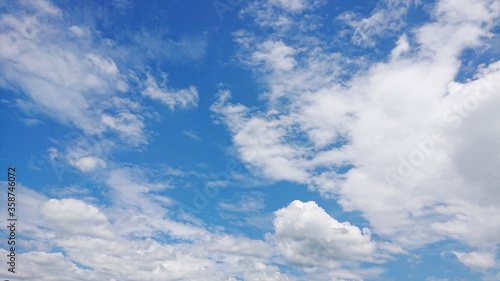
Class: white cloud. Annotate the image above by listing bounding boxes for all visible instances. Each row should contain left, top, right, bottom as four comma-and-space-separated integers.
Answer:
339, 0, 417, 47
141, 73, 199, 109
5, 183, 51, 241
101, 112, 146, 145
54, 135, 115, 175
452, 251, 496, 271
7, 183, 286, 281
390, 33, 410, 59
3, 0, 500, 280
240, 0, 324, 29
270, 0, 308, 12
12, 238, 230, 281
72, 156, 106, 172
252, 40, 297, 71
311, 267, 386, 281
182, 129, 202, 141
0, 250, 101, 281
0, 1, 144, 144
240, 258, 295, 281
208, 235, 272, 258
214, 0, 500, 254
47, 147, 59, 160
22, 117, 43, 127
272, 200, 376, 268
0, 0, 202, 151
69, 25, 90, 37
211, 89, 310, 182
39, 198, 115, 239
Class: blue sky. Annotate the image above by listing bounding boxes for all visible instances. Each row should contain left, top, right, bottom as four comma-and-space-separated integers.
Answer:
1, 0, 500, 280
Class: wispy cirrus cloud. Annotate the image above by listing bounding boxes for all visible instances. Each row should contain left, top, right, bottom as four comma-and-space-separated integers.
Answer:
0, 0, 205, 182
338, 0, 418, 47
141, 72, 198, 110
0, 0, 200, 149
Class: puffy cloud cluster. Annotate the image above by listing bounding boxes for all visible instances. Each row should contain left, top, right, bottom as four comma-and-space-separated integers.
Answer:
213, 0, 500, 273
452, 251, 497, 271
272, 200, 376, 268
0, 185, 289, 281
39, 198, 115, 239
1, 175, 385, 280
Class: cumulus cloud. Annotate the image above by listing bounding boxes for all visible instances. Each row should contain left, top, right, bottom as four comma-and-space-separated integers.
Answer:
1, 238, 229, 281
39, 198, 115, 239
452, 251, 497, 271
272, 200, 376, 268
214, 0, 500, 255
208, 235, 272, 258
5, 181, 285, 281
3, 0, 500, 280
0, 250, 101, 281
240, 258, 295, 281
0, 176, 389, 280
